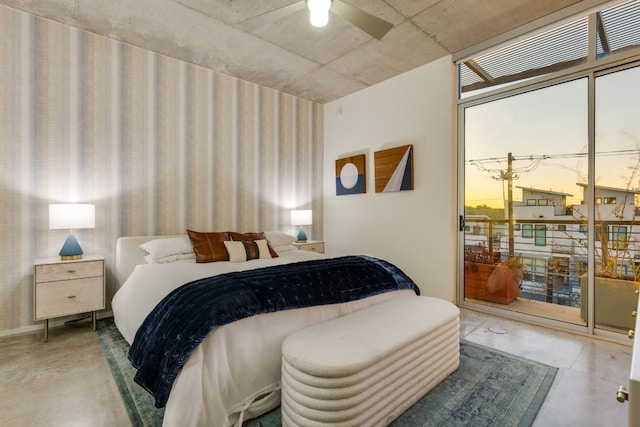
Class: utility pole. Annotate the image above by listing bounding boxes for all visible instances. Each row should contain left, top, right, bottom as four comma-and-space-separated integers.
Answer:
495, 153, 516, 257
507, 152, 514, 257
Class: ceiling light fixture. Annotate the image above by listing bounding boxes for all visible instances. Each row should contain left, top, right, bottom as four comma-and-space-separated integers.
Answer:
307, 0, 331, 27
242, 0, 393, 40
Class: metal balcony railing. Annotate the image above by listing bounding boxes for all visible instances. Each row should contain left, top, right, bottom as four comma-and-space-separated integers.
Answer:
463, 217, 640, 308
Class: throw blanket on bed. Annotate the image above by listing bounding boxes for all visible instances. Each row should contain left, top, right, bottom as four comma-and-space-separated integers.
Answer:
128, 255, 420, 408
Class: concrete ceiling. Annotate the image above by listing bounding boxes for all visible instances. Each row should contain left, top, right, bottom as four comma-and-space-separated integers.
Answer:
1, 0, 593, 103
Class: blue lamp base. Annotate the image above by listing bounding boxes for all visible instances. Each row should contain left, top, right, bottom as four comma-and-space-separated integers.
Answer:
296, 228, 308, 243
59, 234, 84, 260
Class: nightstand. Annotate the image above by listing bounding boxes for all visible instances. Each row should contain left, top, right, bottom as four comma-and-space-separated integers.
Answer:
292, 240, 325, 254
33, 255, 105, 341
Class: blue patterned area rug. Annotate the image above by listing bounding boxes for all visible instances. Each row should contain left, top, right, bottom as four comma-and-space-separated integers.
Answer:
97, 318, 557, 427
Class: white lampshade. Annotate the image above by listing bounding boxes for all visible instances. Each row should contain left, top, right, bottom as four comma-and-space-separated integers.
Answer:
49, 204, 95, 260
49, 204, 95, 230
291, 209, 313, 226
307, 0, 331, 27
291, 209, 312, 243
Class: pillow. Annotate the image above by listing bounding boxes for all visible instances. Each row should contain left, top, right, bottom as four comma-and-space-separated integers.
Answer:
229, 232, 279, 258
273, 244, 296, 254
144, 253, 195, 264
140, 237, 193, 262
187, 230, 231, 263
223, 240, 272, 263
264, 231, 297, 247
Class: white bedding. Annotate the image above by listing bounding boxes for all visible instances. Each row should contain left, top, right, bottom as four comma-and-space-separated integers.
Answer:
112, 249, 325, 345
112, 245, 415, 427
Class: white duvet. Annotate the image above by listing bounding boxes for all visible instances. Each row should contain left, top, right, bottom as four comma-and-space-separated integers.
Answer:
111, 250, 415, 427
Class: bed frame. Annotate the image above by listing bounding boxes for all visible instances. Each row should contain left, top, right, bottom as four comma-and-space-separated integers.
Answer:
114, 235, 185, 291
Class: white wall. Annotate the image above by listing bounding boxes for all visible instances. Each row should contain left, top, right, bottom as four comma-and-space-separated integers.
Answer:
323, 56, 456, 301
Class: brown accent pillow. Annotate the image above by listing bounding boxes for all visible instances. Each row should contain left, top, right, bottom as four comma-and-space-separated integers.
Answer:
229, 231, 279, 258
187, 230, 231, 263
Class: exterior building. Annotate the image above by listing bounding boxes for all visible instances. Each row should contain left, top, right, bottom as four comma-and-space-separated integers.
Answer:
465, 184, 640, 307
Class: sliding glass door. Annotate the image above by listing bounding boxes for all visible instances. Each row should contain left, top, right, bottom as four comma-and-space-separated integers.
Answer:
458, 1, 640, 334
592, 65, 640, 333
461, 63, 640, 332
462, 79, 589, 325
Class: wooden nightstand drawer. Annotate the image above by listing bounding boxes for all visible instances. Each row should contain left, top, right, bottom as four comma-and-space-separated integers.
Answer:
35, 260, 103, 283
34, 277, 104, 320
33, 256, 105, 340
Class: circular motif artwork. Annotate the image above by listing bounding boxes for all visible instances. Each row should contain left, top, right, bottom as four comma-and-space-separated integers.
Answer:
340, 163, 358, 189
335, 154, 366, 195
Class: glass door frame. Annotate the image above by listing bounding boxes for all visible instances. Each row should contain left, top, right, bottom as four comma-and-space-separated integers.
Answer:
456, 55, 640, 341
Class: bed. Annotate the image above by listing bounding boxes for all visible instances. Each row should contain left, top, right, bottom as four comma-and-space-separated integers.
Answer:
112, 233, 420, 427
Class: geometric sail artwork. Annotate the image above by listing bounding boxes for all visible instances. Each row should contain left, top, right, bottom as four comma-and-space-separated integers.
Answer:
374, 145, 413, 192
336, 154, 366, 195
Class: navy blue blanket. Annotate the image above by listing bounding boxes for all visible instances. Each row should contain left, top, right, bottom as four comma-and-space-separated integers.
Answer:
128, 255, 420, 408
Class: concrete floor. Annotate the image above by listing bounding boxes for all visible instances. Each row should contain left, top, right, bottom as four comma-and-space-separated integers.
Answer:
0, 309, 633, 427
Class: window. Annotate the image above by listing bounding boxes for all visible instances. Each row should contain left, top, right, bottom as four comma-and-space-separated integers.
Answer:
611, 225, 628, 246
597, 0, 640, 59
522, 257, 547, 282
514, 224, 521, 231
535, 225, 547, 246
459, 16, 588, 97
458, 0, 640, 98
460, 0, 640, 330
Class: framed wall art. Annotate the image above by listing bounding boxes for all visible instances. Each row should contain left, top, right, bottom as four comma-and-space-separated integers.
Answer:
335, 154, 366, 195
374, 144, 413, 193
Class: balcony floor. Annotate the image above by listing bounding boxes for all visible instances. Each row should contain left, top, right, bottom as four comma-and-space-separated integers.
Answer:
466, 296, 586, 325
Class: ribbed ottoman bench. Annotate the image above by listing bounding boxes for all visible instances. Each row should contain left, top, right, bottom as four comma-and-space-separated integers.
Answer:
281, 296, 460, 426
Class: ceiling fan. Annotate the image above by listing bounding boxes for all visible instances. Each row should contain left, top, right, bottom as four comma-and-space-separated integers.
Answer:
241, 0, 394, 40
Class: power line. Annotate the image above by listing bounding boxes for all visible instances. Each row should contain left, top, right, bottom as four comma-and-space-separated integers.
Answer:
466, 148, 640, 165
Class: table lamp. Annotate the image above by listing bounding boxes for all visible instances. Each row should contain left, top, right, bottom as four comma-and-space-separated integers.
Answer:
291, 209, 312, 243
49, 204, 95, 260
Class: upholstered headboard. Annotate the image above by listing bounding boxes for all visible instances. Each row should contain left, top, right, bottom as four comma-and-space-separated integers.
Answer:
115, 235, 185, 291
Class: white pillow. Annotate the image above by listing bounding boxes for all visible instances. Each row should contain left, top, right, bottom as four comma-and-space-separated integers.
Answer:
264, 231, 297, 247
273, 244, 296, 254
140, 237, 193, 262
144, 253, 195, 264
224, 240, 272, 263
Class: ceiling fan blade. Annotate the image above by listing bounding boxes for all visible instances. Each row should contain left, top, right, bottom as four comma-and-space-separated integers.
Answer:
331, 0, 393, 40
240, 1, 306, 31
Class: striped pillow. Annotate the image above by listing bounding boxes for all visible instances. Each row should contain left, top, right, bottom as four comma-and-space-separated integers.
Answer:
229, 231, 279, 258
223, 240, 272, 263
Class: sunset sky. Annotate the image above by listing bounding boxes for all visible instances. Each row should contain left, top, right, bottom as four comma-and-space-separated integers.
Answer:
464, 66, 640, 209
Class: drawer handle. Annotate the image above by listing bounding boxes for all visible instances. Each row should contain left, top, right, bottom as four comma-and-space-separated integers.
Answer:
67, 295, 76, 299
67, 270, 77, 273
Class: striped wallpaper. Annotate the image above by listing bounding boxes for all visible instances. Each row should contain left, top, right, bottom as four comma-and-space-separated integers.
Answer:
0, 6, 323, 332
